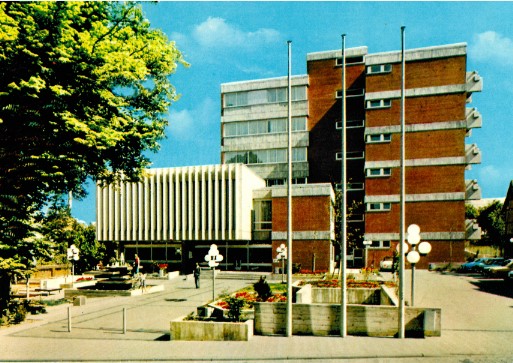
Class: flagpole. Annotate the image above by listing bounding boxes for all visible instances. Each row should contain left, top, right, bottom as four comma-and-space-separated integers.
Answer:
340, 33, 348, 338
398, 25, 406, 339
286, 40, 293, 338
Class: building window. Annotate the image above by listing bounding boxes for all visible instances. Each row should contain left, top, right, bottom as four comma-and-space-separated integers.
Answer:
223, 117, 307, 138
336, 89, 365, 98
366, 134, 392, 143
253, 200, 272, 231
336, 56, 364, 65
369, 240, 391, 249
224, 86, 307, 108
335, 182, 364, 191
337, 151, 365, 160
367, 64, 392, 75
336, 120, 365, 129
225, 147, 307, 165
367, 99, 392, 109
366, 168, 391, 177
367, 202, 391, 211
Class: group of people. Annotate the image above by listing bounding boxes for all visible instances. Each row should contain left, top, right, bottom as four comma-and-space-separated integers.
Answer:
133, 254, 201, 289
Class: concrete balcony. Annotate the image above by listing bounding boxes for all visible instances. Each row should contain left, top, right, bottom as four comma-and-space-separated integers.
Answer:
465, 179, 482, 200
466, 71, 483, 93
465, 144, 481, 166
465, 108, 482, 136
466, 219, 482, 240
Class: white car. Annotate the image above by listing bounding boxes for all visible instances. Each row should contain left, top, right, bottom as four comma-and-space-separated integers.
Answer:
380, 256, 394, 271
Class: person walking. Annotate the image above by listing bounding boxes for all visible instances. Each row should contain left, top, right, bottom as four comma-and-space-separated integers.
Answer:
193, 263, 201, 289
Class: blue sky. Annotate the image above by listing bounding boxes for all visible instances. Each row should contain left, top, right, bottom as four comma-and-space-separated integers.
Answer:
72, 1, 513, 223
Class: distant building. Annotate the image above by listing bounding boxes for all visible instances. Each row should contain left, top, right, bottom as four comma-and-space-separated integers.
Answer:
96, 164, 334, 272
220, 43, 483, 268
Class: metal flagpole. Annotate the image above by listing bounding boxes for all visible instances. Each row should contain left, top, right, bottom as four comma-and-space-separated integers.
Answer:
340, 34, 348, 338
398, 26, 406, 339
286, 40, 293, 337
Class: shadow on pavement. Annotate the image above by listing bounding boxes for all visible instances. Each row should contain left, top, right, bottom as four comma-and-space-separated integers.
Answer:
470, 278, 513, 299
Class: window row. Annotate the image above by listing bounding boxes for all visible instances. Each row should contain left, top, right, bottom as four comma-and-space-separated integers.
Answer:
367, 64, 392, 75
366, 134, 391, 143
224, 86, 307, 108
367, 202, 391, 211
225, 147, 307, 165
367, 99, 392, 109
368, 240, 391, 249
336, 151, 365, 160
336, 89, 365, 98
335, 120, 365, 129
366, 168, 391, 177
224, 117, 306, 138
266, 178, 307, 187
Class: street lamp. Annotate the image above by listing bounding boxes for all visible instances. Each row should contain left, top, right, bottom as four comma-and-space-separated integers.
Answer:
405, 224, 431, 306
363, 240, 372, 268
67, 244, 80, 287
276, 244, 287, 284
204, 244, 223, 301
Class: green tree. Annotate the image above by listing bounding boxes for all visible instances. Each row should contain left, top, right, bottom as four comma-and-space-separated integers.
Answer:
0, 2, 186, 316
334, 189, 364, 257
476, 201, 505, 252
40, 200, 104, 273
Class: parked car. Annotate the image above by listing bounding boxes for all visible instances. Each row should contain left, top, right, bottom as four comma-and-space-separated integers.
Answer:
483, 259, 513, 278
380, 256, 393, 271
459, 258, 486, 273
507, 270, 513, 283
475, 257, 505, 274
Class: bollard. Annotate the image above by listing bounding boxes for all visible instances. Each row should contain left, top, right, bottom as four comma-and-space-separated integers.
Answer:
123, 307, 127, 334
67, 306, 71, 333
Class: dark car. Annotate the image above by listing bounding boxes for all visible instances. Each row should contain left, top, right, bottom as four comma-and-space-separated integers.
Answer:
459, 258, 486, 273
475, 257, 505, 274
483, 259, 513, 278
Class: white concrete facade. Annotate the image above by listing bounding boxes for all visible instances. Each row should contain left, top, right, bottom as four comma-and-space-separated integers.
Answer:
96, 164, 266, 243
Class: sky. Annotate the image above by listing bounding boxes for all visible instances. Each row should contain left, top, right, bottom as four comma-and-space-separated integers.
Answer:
72, 1, 513, 223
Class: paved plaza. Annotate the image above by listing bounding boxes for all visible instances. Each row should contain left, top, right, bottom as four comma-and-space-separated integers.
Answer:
1, 270, 513, 362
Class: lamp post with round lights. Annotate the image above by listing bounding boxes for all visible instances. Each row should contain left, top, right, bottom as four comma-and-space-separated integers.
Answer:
405, 224, 431, 306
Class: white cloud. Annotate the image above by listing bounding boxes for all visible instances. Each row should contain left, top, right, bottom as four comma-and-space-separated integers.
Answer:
469, 31, 513, 66
192, 17, 280, 50
167, 98, 217, 140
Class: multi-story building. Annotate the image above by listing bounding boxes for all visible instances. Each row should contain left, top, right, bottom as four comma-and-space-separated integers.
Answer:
220, 42, 483, 269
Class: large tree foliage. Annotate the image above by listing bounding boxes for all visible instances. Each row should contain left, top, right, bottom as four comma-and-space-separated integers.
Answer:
0, 2, 186, 315
40, 202, 103, 273
476, 200, 505, 249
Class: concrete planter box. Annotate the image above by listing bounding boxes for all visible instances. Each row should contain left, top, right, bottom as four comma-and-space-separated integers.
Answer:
254, 302, 440, 337
64, 284, 164, 298
170, 317, 253, 341
296, 285, 397, 306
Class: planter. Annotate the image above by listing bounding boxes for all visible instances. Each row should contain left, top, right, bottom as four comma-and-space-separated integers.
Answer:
170, 316, 253, 341
254, 302, 441, 337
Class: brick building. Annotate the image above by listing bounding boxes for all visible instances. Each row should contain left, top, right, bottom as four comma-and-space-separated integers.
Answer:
221, 43, 483, 269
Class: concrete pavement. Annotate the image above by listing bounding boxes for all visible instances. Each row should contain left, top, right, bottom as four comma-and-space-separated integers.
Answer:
1, 270, 513, 362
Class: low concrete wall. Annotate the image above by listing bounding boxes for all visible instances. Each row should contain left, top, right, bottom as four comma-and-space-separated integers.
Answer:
254, 302, 441, 337
64, 284, 164, 298
170, 317, 253, 341
296, 285, 395, 306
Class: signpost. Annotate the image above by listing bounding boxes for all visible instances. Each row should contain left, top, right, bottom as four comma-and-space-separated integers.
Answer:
67, 244, 80, 287
276, 244, 287, 283
204, 244, 223, 301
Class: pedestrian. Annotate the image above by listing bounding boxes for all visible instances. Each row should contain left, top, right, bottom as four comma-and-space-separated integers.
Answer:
140, 273, 147, 293
193, 263, 201, 288
134, 254, 140, 274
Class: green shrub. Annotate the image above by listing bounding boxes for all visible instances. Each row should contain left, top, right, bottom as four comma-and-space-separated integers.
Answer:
225, 297, 245, 322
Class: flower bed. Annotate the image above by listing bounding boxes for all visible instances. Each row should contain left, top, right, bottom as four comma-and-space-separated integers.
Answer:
300, 279, 396, 289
